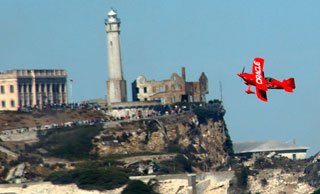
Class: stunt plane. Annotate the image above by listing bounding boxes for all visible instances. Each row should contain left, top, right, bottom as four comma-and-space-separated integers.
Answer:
237, 58, 295, 102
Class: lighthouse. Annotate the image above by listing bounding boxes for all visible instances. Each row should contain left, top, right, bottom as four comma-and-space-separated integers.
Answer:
105, 9, 127, 105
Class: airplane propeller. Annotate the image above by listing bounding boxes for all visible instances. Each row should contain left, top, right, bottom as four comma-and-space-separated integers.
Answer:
239, 67, 245, 82
242, 66, 245, 74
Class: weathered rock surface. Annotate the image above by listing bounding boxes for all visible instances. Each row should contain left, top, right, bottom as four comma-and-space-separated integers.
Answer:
0, 182, 124, 194
94, 111, 231, 169
247, 169, 315, 194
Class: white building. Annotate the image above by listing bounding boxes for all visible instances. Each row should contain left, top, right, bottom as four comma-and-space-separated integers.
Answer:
0, 69, 67, 111
233, 140, 310, 160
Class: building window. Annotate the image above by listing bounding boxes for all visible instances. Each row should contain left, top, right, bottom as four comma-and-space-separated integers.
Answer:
144, 98, 148, 101
144, 87, 147, 93
47, 84, 50, 92
159, 86, 163, 92
19, 85, 22, 93
11, 100, 15, 107
10, 85, 14, 93
23, 85, 27, 93
41, 84, 45, 92
1, 86, 5, 94
171, 97, 175, 103
1, 101, 5, 108
36, 84, 39, 92
293, 154, 296, 160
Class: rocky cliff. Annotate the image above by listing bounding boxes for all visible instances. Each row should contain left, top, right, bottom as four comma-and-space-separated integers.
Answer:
93, 107, 232, 170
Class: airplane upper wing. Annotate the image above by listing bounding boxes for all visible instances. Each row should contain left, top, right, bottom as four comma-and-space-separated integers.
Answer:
252, 58, 268, 91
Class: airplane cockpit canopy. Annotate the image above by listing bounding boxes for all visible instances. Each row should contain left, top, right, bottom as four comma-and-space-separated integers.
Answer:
265, 77, 274, 82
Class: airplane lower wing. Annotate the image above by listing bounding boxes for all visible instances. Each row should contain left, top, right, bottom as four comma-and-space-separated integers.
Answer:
256, 87, 268, 102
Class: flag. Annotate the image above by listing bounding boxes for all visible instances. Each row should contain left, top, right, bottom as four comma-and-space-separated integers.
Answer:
70, 79, 75, 84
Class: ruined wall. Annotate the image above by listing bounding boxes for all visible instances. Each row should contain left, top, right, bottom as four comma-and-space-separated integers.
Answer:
132, 68, 208, 104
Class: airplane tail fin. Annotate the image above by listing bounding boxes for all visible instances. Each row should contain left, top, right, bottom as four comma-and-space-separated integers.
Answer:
282, 78, 295, 92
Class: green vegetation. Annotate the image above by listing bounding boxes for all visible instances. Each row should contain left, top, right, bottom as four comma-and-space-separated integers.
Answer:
158, 154, 192, 174
46, 167, 129, 190
253, 158, 273, 169
312, 189, 320, 194
32, 124, 103, 160
192, 100, 224, 124
121, 179, 159, 194
304, 162, 320, 187
236, 166, 249, 189
260, 178, 268, 187
167, 142, 184, 153
223, 132, 234, 155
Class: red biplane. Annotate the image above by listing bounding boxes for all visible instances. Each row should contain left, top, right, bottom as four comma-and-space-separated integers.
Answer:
237, 58, 296, 102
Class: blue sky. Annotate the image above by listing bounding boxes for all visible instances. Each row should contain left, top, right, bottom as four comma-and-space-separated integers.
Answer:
1, 1, 319, 156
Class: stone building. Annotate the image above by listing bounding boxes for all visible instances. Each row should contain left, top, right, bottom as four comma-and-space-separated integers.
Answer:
132, 67, 208, 104
0, 69, 67, 111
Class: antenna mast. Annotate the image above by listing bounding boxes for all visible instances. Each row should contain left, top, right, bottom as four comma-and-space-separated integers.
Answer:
219, 81, 223, 102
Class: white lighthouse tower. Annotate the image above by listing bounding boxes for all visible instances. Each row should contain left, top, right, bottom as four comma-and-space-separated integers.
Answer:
105, 9, 127, 105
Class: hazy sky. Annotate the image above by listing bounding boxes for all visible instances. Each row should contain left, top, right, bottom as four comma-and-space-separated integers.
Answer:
1, 1, 319, 156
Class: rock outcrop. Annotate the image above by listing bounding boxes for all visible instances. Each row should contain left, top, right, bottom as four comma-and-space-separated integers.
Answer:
94, 110, 232, 169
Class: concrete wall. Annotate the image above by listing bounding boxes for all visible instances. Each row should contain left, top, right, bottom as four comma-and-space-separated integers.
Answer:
279, 152, 307, 160
0, 78, 18, 111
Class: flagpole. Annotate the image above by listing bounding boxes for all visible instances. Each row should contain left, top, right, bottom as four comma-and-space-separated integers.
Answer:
70, 82, 73, 104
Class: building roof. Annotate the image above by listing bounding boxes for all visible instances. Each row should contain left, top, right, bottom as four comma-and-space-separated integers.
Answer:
108, 9, 117, 16
234, 140, 310, 154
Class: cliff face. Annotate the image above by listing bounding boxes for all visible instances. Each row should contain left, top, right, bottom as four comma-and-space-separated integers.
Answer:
94, 109, 231, 169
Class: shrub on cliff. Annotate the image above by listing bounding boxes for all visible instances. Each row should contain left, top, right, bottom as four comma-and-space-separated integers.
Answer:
192, 101, 224, 124
311, 189, 320, 194
34, 125, 102, 160
46, 167, 129, 190
235, 166, 249, 189
223, 132, 234, 155
304, 162, 320, 187
159, 154, 192, 173
121, 179, 158, 194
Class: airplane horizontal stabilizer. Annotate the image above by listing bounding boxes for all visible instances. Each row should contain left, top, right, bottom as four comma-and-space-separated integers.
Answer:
282, 78, 295, 93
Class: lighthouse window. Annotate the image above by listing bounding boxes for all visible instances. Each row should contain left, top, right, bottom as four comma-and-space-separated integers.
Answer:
110, 41, 113, 46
